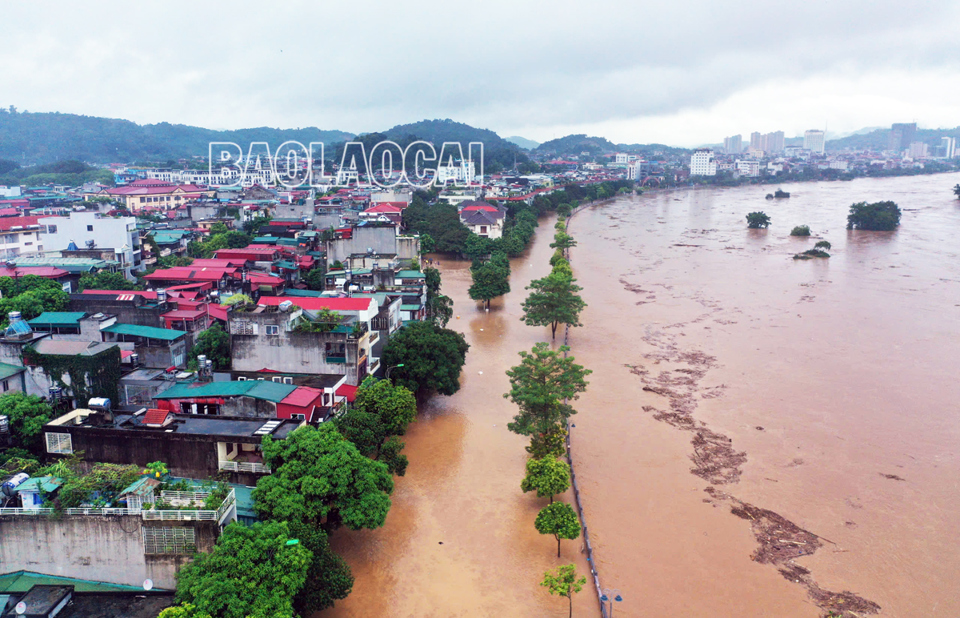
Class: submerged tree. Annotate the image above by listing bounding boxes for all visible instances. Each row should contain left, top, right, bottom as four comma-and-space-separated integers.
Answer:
535, 502, 581, 557
504, 343, 590, 438
541, 564, 587, 618
521, 454, 570, 503
521, 272, 586, 340
847, 200, 901, 231
746, 211, 771, 229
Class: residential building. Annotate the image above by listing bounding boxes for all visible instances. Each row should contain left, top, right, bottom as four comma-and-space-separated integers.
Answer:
889, 123, 917, 152
804, 130, 826, 154
908, 141, 929, 159
0, 216, 43, 259
735, 160, 761, 177
96, 179, 213, 212
458, 201, 505, 239
723, 135, 742, 154
100, 323, 188, 368
940, 137, 957, 159
760, 131, 785, 153
626, 159, 649, 180
690, 149, 717, 176
749, 132, 762, 151
39, 212, 142, 278
324, 224, 420, 271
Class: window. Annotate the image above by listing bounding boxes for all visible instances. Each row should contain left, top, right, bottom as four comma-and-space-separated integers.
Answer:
2, 379, 8, 392
143, 527, 196, 555
283, 377, 293, 385
46, 224, 57, 234
46, 432, 73, 454
290, 413, 306, 421
265, 325, 280, 335
238, 376, 247, 381
272, 377, 282, 383
86, 225, 94, 232
139, 197, 145, 203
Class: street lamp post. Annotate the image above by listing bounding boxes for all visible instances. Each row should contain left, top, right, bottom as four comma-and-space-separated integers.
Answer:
600, 589, 622, 617
385, 363, 404, 380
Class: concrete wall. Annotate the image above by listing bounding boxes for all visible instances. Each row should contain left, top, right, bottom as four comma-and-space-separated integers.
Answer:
231, 330, 359, 384
325, 226, 397, 266
0, 516, 218, 590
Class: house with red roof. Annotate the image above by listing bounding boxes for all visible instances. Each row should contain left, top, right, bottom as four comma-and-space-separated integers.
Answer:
96, 179, 214, 212
458, 200, 505, 239
0, 216, 43, 259
360, 202, 405, 225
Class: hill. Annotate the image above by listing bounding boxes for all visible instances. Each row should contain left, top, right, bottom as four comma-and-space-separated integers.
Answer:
504, 135, 540, 150
827, 126, 960, 151
534, 134, 617, 156
0, 109, 354, 165
379, 119, 529, 172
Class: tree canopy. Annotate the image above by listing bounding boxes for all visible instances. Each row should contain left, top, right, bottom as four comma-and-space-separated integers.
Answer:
0, 276, 69, 324
382, 321, 469, 401
253, 424, 393, 531
535, 502, 581, 557
504, 343, 591, 438
847, 200, 901, 231
540, 564, 587, 618
0, 392, 54, 454
336, 377, 417, 476
188, 323, 231, 370
78, 271, 140, 292
521, 454, 570, 503
746, 211, 771, 229
173, 521, 311, 618
424, 267, 453, 327
521, 271, 586, 340
469, 251, 511, 309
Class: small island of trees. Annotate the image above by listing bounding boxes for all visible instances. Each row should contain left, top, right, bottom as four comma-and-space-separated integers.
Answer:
847, 201, 901, 231
746, 211, 771, 229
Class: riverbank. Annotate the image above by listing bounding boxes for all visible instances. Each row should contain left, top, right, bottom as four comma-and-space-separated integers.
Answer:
564, 172, 960, 616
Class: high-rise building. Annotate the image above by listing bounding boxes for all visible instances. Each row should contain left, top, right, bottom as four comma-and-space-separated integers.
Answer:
749, 132, 762, 151
690, 149, 716, 176
889, 123, 917, 152
804, 130, 825, 154
940, 137, 956, 159
723, 135, 742, 154
759, 131, 784, 153
908, 142, 929, 159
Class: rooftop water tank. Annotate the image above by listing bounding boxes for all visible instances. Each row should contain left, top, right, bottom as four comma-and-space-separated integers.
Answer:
279, 300, 294, 312
88, 397, 112, 411
2, 473, 29, 497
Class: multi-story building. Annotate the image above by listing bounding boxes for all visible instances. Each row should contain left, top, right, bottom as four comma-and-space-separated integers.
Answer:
907, 141, 929, 159
761, 131, 785, 153
939, 137, 956, 159
804, 130, 826, 154
735, 160, 760, 177
889, 123, 917, 153
749, 132, 762, 151
96, 179, 213, 212
0, 216, 43, 259
690, 149, 717, 176
626, 159, 649, 180
723, 135, 742, 154
39, 211, 142, 278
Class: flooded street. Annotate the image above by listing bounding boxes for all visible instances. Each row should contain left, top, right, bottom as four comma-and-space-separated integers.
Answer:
327, 215, 597, 617
328, 172, 960, 617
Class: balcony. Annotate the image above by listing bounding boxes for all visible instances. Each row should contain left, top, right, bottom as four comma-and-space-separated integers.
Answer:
219, 460, 271, 474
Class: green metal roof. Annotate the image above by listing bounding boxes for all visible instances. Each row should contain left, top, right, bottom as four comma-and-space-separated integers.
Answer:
396, 270, 425, 279
15, 476, 62, 494
0, 571, 149, 593
102, 323, 186, 341
28, 312, 86, 327
11, 257, 118, 273
151, 234, 184, 245
0, 362, 25, 381
275, 260, 297, 269
277, 238, 299, 247
253, 236, 278, 244
400, 304, 421, 311
156, 380, 296, 403
285, 289, 327, 297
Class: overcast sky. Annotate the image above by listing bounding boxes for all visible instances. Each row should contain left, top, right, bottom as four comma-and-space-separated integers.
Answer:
2, 1, 959, 146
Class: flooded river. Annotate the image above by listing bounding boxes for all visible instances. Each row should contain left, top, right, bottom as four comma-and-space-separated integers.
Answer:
328, 172, 960, 617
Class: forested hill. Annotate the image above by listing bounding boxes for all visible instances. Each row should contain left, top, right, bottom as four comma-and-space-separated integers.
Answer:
0, 108, 354, 165
827, 126, 960, 151
535, 134, 617, 156
379, 119, 531, 173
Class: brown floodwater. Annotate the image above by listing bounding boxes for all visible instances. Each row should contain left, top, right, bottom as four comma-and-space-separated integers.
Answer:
327, 172, 960, 617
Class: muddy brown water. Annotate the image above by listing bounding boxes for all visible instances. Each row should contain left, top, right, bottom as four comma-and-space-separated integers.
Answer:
326, 173, 960, 617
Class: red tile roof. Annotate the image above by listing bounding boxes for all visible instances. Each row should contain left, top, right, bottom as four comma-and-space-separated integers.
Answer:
258, 296, 375, 312
363, 203, 405, 214
336, 384, 358, 402
281, 386, 324, 407
143, 267, 237, 282
0, 266, 69, 279
0, 216, 41, 232
143, 408, 171, 426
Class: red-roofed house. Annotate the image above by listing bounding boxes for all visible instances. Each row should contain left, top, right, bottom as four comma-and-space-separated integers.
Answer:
0, 265, 69, 280
360, 202, 404, 225
0, 216, 43, 258
458, 201, 505, 239
96, 179, 214, 212
143, 267, 239, 289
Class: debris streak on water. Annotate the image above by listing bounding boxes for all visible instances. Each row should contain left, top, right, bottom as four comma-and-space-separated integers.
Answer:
326, 173, 960, 617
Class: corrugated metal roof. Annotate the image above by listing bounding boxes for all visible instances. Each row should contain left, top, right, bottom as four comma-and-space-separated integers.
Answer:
27, 312, 86, 326
396, 270, 425, 279
102, 323, 186, 341
0, 361, 25, 380
0, 571, 147, 593
156, 380, 296, 403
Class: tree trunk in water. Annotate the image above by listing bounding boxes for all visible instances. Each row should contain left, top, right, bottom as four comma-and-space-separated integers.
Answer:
551, 322, 557, 340
557, 536, 561, 557
568, 594, 572, 618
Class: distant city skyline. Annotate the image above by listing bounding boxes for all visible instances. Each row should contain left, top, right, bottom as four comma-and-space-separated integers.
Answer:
1, 2, 959, 147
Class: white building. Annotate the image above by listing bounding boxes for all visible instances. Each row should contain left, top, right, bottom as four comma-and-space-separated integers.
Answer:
804, 130, 825, 154
436, 160, 477, 185
735, 160, 760, 177
39, 212, 141, 278
828, 160, 849, 171
940, 137, 956, 159
690, 149, 716, 176
723, 135, 742, 154
908, 142, 929, 159
0, 186, 22, 198
0, 217, 44, 259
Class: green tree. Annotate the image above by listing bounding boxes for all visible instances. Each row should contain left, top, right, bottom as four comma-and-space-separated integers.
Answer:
253, 424, 393, 531
287, 522, 354, 614
746, 211, 771, 229
188, 324, 231, 370
953, 184, 960, 199
78, 271, 139, 291
424, 267, 454, 327
521, 454, 570, 503
815, 240, 832, 251
382, 321, 469, 401
463, 233, 492, 261
209, 222, 229, 235
336, 377, 417, 475
790, 225, 811, 236
541, 564, 587, 618
550, 231, 577, 252
0, 393, 53, 454
174, 521, 311, 618
527, 425, 568, 459
157, 604, 213, 618
504, 343, 591, 438
535, 502, 581, 557
521, 272, 586, 340
469, 251, 510, 309
303, 267, 327, 291
419, 232, 435, 254
847, 200, 901, 231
